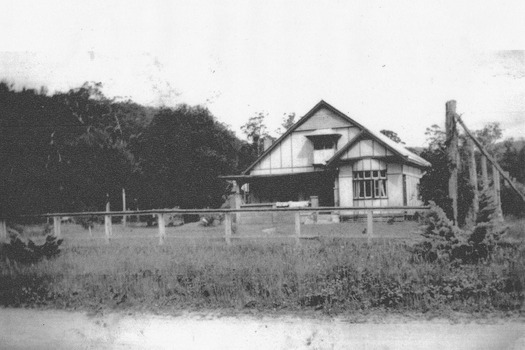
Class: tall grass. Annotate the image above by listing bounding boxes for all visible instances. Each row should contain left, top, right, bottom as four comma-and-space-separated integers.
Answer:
1, 234, 523, 314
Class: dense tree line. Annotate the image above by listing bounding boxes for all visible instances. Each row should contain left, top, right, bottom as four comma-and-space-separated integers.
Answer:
0, 82, 255, 217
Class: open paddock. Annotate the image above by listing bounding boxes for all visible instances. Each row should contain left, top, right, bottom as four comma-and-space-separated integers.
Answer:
1, 218, 524, 315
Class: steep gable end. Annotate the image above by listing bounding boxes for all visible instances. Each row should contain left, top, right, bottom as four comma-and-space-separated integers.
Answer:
243, 100, 358, 174
295, 107, 353, 131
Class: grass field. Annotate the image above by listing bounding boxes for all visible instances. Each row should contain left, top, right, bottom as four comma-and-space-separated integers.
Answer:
1, 218, 524, 316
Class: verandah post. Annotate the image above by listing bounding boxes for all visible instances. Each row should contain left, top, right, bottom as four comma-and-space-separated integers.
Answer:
224, 213, 232, 245
158, 213, 166, 245
53, 216, 61, 238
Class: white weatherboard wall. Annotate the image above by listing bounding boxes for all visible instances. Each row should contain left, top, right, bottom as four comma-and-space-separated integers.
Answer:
251, 107, 359, 175
338, 164, 354, 209
387, 163, 404, 206
339, 138, 394, 160
403, 165, 424, 206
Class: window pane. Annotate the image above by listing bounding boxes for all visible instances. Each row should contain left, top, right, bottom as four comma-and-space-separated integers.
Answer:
380, 170, 387, 178
365, 180, 372, 197
364, 171, 371, 178
373, 170, 378, 178
379, 179, 386, 197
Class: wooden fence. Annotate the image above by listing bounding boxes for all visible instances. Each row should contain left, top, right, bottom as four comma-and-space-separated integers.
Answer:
445, 100, 525, 224
0, 206, 429, 245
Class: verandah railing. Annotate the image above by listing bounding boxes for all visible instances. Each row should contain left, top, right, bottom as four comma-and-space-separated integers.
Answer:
0, 206, 430, 245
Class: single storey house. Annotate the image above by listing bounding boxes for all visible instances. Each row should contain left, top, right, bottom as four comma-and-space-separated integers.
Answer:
222, 100, 430, 216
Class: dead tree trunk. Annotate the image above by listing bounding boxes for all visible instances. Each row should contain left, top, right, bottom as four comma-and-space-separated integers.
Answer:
446, 100, 459, 225
481, 155, 489, 191
467, 138, 479, 217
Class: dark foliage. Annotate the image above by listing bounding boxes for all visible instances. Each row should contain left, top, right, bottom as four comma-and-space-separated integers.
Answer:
133, 105, 255, 209
0, 82, 256, 216
2, 235, 63, 264
412, 200, 507, 265
419, 144, 474, 226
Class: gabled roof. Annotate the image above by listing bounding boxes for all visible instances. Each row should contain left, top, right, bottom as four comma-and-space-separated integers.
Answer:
243, 100, 430, 174
325, 128, 431, 168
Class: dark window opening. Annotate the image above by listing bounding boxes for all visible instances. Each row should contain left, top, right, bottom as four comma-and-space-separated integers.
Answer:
353, 170, 387, 199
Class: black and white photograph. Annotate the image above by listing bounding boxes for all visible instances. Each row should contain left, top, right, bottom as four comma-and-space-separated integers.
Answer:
1, 1, 524, 349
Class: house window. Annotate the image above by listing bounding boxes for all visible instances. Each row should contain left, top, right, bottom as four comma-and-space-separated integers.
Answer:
353, 170, 387, 199
312, 138, 336, 150
307, 134, 341, 165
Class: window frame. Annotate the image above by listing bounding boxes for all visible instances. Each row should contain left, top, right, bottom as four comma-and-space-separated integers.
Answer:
353, 169, 388, 199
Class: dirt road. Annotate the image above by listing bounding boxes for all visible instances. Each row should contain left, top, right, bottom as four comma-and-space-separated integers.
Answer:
0, 308, 523, 349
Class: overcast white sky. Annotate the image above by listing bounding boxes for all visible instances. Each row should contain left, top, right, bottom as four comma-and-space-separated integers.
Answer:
1, 0, 524, 146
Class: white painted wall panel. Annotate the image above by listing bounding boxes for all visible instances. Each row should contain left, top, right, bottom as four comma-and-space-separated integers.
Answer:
280, 137, 293, 168
372, 141, 387, 156
387, 163, 402, 174
270, 146, 281, 169
406, 175, 423, 205
338, 164, 354, 216
251, 169, 271, 175
296, 108, 351, 130
346, 144, 360, 159
291, 132, 313, 167
260, 153, 271, 170
353, 159, 386, 171
387, 174, 403, 206
360, 139, 374, 156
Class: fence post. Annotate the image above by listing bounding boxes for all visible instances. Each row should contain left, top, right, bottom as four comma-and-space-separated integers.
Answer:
367, 211, 373, 244
295, 212, 301, 246
468, 138, 479, 216
481, 155, 489, 191
105, 200, 112, 244
224, 213, 232, 245
493, 165, 503, 220
158, 213, 166, 245
122, 188, 127, 227
0, 219, 7, 240
310, 196, 319, 223
53, 216, 61, 238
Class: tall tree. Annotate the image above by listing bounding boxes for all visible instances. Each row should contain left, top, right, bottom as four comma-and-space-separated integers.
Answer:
380, 129, 404, 144
241, 112, 269, 156
134, 104, 250, 209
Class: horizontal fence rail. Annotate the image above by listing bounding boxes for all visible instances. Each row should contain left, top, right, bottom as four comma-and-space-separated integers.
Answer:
0, 206, 430, 245
3, 206, 431, 219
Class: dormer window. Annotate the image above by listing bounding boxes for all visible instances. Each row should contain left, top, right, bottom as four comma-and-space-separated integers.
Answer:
312, 137, 336, 150
306, 133, 341, 165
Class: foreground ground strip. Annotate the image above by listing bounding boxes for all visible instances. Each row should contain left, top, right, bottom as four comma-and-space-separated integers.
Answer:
0, 308, 524, 350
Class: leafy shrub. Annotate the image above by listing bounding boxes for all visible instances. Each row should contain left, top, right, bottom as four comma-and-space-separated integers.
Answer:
1, 234, 63, 264
419, 144, 474, 226
413, 201, 507, 264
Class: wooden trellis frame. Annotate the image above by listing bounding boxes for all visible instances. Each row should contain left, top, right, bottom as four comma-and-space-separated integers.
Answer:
446, 100, 525, 224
